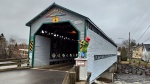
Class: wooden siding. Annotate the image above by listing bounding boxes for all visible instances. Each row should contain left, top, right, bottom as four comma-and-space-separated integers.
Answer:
87, 29, 117, 82
34, 35, 50, 67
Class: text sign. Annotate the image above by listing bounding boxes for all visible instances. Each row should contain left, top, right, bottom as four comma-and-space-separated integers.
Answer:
94, 54, 116, 61
76, 60, 85, 67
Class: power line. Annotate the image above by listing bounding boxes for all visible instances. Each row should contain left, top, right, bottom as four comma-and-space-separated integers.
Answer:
117, 1, 150, 40
132, 2, 150, 37
120, 4, 150, 37
143, 37, 150, 43
137, 25, 150, 43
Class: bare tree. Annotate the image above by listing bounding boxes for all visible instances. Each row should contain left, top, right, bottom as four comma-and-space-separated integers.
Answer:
7, 38, 17, 58
0, 33, 7, 59
122, 39, 136, 48
13, 43, 22, 58
0, 35, 27, 59
9, 38, 16, 45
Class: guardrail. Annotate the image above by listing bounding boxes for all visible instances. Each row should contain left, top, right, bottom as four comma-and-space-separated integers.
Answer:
62, 65, 78, 84
62, 65, 91, 84
0, 58, 30, 71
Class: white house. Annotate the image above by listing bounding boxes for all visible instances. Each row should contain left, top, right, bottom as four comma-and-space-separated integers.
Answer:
142, 44, 150, 62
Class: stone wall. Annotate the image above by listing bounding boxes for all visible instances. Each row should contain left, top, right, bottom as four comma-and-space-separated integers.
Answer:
117, 64, 150, 76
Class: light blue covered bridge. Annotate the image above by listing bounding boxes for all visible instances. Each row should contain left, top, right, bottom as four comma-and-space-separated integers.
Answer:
26, 3, 117, 82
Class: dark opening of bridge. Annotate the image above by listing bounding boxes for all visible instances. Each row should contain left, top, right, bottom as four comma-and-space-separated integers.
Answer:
35, 22, 79, 65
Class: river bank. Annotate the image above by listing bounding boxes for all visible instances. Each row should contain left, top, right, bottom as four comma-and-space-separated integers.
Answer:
93, 73, 150, 84
114, 73, 150, 84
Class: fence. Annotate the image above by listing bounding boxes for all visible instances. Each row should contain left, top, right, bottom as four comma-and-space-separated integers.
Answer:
0, 58, 30, 71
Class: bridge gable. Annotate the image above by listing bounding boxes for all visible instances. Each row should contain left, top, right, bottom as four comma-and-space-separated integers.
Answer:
27, 3, 86, 40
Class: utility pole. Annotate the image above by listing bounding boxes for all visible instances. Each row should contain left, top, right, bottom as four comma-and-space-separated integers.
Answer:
129, 32, 131, 64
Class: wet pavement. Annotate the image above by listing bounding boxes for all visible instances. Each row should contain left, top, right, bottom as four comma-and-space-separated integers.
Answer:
0, 69, 67, 84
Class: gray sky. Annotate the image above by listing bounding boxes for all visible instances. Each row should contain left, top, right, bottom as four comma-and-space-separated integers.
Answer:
1, 0, 150, 44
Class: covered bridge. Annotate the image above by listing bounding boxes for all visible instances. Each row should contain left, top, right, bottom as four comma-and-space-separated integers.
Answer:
26, 3, 117, 82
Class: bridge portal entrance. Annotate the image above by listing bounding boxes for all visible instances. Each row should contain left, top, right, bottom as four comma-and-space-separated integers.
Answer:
33, 22, 79, 67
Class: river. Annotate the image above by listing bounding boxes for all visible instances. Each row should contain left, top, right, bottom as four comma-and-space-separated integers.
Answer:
93, 74, 150, 84
114, 73, 150, 84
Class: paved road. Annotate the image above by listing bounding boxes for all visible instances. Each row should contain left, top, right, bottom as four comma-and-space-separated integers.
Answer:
0, 69, 67, 84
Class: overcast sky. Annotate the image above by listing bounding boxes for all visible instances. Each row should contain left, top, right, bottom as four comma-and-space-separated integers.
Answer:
1, 0, 150, 44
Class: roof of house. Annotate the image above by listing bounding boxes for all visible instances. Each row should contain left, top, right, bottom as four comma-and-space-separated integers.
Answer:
143, 44, 150, 51
132, 45, 143, 50
26, 3, 117, 47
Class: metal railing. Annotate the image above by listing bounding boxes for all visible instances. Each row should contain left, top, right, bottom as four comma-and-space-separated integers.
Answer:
0, 58, 30, 71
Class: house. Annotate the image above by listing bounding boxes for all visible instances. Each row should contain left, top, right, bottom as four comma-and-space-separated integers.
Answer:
117, 51, 121, 62
132, 45, 143, 59
142, 44, 150, 62
117, 51, 121, 56
19, 49, 28, 58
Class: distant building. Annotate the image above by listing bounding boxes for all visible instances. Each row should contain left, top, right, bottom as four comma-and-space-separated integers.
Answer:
6, 44, 28, 58
19, 49, 28, 58
117, 51, 121, 62
142, 44, 150, 62
132, 45, 143, 59
117, 51, 121, 56
18, 44, 28, 58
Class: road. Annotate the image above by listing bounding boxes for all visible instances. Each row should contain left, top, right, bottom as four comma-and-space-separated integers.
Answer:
0, 69, 67, 84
